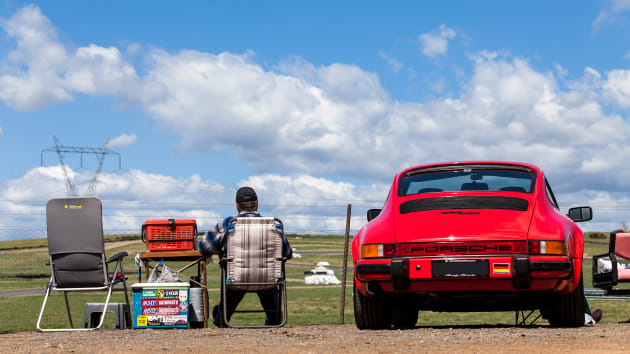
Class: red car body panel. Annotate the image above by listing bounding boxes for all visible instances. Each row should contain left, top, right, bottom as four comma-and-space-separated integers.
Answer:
353, 161, 584, 301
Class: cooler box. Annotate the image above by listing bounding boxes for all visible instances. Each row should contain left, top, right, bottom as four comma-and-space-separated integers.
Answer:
132, 282, 190, 328
142, 218, 197, 251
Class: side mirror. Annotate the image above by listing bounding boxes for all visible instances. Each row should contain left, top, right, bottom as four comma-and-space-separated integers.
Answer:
568, 206, 592, 222
367, 209, 382, 222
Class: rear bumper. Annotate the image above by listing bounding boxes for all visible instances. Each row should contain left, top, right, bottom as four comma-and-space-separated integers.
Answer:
355, 255, 573, 292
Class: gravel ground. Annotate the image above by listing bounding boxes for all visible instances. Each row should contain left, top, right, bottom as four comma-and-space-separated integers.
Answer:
3, 324, 629, 353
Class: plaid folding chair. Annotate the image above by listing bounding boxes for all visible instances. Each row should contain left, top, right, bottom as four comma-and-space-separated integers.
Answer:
219, 217, 288, 328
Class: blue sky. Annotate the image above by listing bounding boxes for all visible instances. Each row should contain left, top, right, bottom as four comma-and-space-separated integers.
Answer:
2, 1, 630, 239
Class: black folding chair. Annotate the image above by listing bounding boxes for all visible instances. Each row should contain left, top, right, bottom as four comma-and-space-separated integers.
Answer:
219, 217, 288, 328
37, 197, 130, 331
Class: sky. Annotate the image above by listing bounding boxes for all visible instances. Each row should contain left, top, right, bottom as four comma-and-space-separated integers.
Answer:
2, 1, 630, 240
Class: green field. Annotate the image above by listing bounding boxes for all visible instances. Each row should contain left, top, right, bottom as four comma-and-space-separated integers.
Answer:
0, 234, 629, 331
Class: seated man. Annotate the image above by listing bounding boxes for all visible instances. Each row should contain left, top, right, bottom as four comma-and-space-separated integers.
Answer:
198, 186, 292, 327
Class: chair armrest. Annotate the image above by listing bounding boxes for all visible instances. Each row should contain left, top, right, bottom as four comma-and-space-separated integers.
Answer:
592, 252, 618, 288
107, 251, 128, 263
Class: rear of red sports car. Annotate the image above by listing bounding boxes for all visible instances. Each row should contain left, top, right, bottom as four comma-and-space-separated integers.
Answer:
353, 162, 592, 329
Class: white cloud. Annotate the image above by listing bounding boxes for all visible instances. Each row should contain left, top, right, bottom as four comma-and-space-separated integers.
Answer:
1, 166, 628, 240
0, 6, 139, 111
126, 43, 142, 56
0, 166, 229, 233
3, 6, 630, 232
0, 126, 3, 138
419, 24, 456, 58
0, 5, 71, 110
556, 190, 630, 233
593, 0, 630, 29
554, 64, 568, 78
0, 167, 388, 239
378, 50, 403, 73
108, 133, 137, 148
602, 69, 630, 108
407, 67, 416, 80
64, 44, 138, 97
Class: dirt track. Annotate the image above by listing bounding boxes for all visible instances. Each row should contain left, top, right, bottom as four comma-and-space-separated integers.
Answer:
3, 324, 629, 353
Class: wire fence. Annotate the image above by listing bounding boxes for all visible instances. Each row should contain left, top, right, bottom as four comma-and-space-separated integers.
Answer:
0, 197, 628, 242
0, 198, 379, 241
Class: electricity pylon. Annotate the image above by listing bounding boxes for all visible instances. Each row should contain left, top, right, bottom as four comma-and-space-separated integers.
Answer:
41, 136, 121, 196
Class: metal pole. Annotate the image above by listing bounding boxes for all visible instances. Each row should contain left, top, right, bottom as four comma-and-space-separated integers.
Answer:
339, 203, 351, 324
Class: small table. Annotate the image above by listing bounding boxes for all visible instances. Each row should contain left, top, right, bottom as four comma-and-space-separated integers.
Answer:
139, 250, 211, 328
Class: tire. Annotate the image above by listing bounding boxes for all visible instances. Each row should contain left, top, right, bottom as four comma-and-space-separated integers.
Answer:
353, 280, 393, 329
547, 274, 585, 327
391, 293, 418, 328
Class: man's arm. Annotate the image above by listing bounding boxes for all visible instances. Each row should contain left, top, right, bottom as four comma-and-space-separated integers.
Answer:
274, 220, 292, 260
198, 216, 234, 255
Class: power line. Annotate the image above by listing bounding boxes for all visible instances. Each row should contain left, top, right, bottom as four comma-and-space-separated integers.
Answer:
0, 199, 381, 209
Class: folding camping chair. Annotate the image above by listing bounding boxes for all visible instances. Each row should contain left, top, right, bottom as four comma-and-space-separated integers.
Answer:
219, 217, 288, 328
36, 197, 131, 331
592, 232, 630, 295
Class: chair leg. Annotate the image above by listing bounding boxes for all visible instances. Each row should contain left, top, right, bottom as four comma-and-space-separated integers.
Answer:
36, 280, 53, 331
63, 292, 74, 328
120, 267, 132, 328
94, 260, 120, 329
280, 278, 288, 327
220, 266, 228, 328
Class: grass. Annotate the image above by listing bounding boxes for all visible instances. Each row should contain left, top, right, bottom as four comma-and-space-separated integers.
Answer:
1, 234, 629, 331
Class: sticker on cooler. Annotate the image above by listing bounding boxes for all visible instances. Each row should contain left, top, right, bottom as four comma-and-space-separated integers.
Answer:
492, 263, 511, 275
142, 298, 178, 307
157, 299, 178, 306
142, 299, 158, 307
179, 302, 187, 312
147, 315, 164, 326
165, 289, 179, 297
164, 315, 188, 325
143, 307, 180, 315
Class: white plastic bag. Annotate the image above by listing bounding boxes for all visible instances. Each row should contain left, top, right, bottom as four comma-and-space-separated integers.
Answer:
148, 262, 180, 283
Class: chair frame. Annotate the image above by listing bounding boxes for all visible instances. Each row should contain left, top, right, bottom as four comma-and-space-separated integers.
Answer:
218, 217, 288, 328
36, 197, 131, 331
37, 252, 131, 331
591, 232, 630, 296
219, 260, 288, 328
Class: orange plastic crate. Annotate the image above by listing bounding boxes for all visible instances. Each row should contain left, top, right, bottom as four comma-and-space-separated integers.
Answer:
142, 219, 197, 251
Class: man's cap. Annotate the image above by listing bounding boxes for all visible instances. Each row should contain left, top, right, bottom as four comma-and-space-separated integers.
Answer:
236, 186, 257, 203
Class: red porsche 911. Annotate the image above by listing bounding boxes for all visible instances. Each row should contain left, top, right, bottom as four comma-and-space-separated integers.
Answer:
353, 161, 592, 329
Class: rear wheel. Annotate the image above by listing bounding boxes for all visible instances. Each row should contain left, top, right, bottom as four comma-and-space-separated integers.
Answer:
547, 274, 585, 327
391, 293, 418, 328
353, 280, 393, 329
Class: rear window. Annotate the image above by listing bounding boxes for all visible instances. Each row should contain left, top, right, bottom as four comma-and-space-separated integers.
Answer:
398, 168, 536, 197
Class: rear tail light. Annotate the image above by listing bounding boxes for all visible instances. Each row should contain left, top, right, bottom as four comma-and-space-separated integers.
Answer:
361, 244, 395, 258
528, 240, 567, 255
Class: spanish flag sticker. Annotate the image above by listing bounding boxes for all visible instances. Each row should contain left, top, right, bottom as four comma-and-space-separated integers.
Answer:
493, 263, 510, 274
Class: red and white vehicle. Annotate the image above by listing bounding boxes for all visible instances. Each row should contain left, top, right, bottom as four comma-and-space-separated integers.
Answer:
353, 161, 592, 329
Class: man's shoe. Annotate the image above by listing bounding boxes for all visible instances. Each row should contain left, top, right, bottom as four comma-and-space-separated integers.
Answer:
591, 309, 603, 323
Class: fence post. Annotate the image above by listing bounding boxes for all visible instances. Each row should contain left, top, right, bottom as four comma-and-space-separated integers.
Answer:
339, 203, 351, 324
